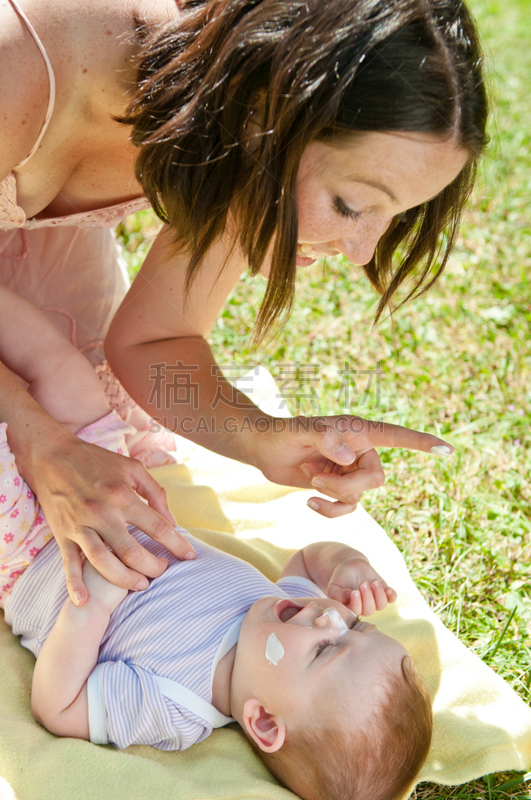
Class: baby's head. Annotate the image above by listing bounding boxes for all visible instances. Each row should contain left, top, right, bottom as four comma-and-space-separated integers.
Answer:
230, 597, 432, 800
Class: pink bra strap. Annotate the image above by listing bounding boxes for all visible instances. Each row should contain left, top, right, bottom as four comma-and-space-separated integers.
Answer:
8, 0, 56, 168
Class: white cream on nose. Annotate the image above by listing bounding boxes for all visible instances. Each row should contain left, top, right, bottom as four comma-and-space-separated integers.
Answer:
320, 607, 348, 635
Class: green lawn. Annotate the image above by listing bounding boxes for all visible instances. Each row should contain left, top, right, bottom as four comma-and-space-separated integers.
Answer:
118, 0, 531, 796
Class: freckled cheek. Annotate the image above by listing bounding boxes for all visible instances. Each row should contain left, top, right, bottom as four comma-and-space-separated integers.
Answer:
297, 194, 342, 243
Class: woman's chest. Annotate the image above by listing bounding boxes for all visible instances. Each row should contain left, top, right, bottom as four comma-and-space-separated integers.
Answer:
14, 121, 142, 219
10, 1, 144, 219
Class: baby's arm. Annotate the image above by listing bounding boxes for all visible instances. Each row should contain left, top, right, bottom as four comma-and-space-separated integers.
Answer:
31, 563, 128, 738
0, 285, 109, 431
280, 542, 397, 616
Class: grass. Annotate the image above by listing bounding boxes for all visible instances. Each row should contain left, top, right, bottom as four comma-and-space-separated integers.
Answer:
117, 0, 531, 796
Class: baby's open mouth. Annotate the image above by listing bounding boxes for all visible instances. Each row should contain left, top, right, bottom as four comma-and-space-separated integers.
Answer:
275, 599, 304, 622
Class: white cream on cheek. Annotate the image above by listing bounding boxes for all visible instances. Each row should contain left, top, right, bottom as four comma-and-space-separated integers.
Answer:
265, 633, 285, 665
322, 607, 349, 635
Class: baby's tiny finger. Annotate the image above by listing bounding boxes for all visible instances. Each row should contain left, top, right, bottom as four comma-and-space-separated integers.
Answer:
385, 586, 398, 603
349, 589, 362, 617
371, 580, 389, 611
360, 581, 376, 616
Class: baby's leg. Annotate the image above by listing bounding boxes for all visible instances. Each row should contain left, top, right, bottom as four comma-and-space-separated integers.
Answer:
0, 286, 109, 431
0, 422, 52, 605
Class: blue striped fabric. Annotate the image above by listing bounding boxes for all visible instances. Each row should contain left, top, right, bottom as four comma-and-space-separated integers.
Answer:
5, 529, 323, 750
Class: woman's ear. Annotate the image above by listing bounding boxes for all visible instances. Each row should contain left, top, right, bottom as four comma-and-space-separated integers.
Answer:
242, 698, 286, 753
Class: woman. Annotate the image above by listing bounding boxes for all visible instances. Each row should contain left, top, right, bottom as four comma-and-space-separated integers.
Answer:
0, 0, 487, 604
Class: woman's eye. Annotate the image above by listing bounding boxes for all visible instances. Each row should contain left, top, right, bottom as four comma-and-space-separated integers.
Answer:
315, 639, 334, 657
333, 196, 362, 220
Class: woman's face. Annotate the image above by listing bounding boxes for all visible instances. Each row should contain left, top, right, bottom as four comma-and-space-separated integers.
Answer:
294, 131, 469, 268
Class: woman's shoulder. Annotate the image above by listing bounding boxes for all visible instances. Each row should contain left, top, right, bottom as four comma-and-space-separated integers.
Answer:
0, 0, 51, 178
0, 0, 179, 196
0, 0, 130, 173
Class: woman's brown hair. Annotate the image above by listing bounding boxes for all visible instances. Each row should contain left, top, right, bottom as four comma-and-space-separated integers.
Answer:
122, 0, 488, 340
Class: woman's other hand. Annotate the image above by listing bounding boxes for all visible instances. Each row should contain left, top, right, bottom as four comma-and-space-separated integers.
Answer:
26, 430, 194, 606
250, 414, 453, 518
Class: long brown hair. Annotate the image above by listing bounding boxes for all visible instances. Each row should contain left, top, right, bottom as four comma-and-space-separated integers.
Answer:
122, 0, 488, 340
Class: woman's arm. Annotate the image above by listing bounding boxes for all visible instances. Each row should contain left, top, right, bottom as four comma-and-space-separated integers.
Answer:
31, 563, 127, 738
107, 227, 455, 518
106, 226, 264, 460
0, 287, 194, 606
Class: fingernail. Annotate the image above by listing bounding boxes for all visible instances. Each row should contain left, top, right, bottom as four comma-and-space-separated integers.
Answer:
135, 580, 148, 591
334, 444, 354, 462
73, 591, 83, 605
307, 500, 319, 511
183, 550, 195, 560
360, 582, 369, 591
372, 581, 380, 590
300, 463, 311, 480
312, 478, 325, 490
430, 445, 452, 456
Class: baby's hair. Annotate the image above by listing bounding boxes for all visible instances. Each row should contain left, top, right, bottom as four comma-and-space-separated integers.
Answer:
250, 655, 432, 800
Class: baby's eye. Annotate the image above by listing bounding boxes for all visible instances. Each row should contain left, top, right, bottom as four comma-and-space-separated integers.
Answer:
333, 196, 362, 220
315, 639, 334, 657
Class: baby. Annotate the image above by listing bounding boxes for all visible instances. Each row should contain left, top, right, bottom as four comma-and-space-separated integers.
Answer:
0, 286, 432, 800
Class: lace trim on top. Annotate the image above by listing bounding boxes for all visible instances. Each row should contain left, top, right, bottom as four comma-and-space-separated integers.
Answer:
0, 175, 150, 229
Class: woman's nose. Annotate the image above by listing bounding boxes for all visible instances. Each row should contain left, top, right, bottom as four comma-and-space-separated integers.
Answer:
337, 216, 393, 266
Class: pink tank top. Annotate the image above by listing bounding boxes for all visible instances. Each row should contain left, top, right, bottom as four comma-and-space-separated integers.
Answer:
0, 0, 150, 230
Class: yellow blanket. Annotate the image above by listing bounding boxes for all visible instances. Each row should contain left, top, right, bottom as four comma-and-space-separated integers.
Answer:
1, 441, 531, 800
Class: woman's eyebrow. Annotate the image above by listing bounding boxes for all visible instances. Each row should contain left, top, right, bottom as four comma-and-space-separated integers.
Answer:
345, 177, 398, 203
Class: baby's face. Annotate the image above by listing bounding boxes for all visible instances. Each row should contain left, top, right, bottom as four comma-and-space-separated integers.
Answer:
231, 597, 407, 729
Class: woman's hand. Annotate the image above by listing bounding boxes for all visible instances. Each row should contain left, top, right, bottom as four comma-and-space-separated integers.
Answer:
25, 430, 194, 606
250, 414, 453, 518
324, 553, 397, 617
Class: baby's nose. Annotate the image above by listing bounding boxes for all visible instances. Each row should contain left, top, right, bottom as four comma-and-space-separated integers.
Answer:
315, 607, 349, 634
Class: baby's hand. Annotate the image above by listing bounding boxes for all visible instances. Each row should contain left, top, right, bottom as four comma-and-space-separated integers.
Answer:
326, 555, 397, 617
82, 559, 130, 615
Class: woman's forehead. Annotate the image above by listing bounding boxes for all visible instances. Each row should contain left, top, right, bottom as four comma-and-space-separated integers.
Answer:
299, 133, 468, 205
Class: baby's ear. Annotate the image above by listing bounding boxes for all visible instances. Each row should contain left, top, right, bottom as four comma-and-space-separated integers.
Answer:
242, 698, 286, 753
